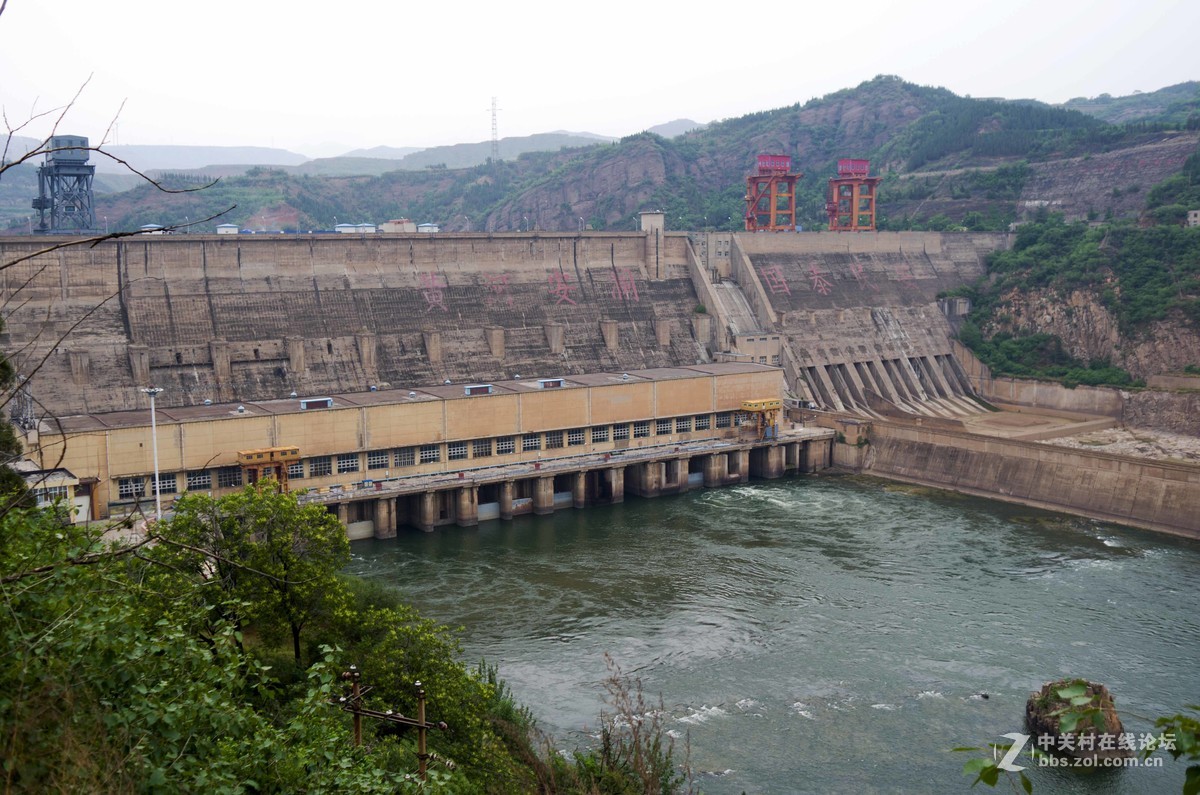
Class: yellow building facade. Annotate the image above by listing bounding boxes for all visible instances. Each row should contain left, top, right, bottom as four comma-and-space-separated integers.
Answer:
25, 363, 831, 533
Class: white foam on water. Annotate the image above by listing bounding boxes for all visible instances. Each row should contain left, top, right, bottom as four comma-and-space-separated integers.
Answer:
871, 703, 899, 711
735, 698, 760, 711
791, 702, 815, 719
916, 690, 944, 700
678, 705, 728, 725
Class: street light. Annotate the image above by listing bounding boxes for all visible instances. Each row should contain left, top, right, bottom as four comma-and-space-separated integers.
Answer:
103, 216, 109, 235
141, 387, 164, 521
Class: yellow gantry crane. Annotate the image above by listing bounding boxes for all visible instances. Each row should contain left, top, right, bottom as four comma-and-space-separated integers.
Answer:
740, 399, 782, 440
237, 446, 301, 491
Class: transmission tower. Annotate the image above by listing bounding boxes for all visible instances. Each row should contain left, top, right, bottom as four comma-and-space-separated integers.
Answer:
489, 97, 500, 163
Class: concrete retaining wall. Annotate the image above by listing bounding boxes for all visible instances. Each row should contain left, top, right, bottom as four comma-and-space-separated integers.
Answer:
864, 420, 1200, 538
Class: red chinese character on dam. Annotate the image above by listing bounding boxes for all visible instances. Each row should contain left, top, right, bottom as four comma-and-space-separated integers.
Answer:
611, 268, 639, 302
894, 262, 917, 287
808, 266, 833, 296
850, 262, 877, 291
484, 273, 514, 308
548, 271, 578, 305
420, 271, 448, 312
758, 265, 791, 296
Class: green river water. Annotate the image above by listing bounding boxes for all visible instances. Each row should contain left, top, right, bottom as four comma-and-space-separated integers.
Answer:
347, 475, 1200, 794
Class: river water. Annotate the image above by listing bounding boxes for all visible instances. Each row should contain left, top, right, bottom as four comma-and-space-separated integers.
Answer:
347, 475, 1200, 794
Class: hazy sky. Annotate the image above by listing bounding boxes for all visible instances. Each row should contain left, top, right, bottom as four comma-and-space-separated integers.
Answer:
1, 0, 1196, 159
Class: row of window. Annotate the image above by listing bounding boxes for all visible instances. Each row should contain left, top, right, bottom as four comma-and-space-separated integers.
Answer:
114, 413, 737, 498
34, 485, 69, 507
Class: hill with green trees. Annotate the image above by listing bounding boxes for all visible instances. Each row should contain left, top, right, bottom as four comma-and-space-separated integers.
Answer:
10, 75, 1196, 235
948, 141, 1200, 385
1059, 81, 1200, 125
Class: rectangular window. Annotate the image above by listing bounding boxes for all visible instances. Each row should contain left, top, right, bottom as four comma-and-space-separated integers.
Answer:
523, 433, 541, 452
567, 428, 585, 446
633, 421, 650, 438
186, 470, 211, 490
448, 441, 468, 461
655, 419, 671, 435
695, 414, 711, 430
546, 431, 564, 449
716, 413, 732, 429
591, 425, 610, 443
337, 453, 360, 473
472, 438, 492, 458
771, 354, 781, 365
676, 417, 692, 433
287, 462, 303, 480
217, 467, 243, 488
118, 477, 145, 500
152, 474, 177, 495
419, 445, 441, 464
396, 447, 416, 467
310, 457, 332, 477
35, 485, 69, 506
496, 436, 515, 455
367, 450, 390, 470
613, 423, 630, 440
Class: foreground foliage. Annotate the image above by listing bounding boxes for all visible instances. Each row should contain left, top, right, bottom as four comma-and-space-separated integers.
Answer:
0, 485, 693, 793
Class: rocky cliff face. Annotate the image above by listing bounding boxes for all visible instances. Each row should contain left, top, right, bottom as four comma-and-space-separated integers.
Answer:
1018, 132, 1198, 222
987, 287, 1200, 378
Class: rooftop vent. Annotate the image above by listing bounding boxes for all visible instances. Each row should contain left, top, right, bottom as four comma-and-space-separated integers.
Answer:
537, 378, 564, 389
299, 397, 333, 410
464, 384, 493, 396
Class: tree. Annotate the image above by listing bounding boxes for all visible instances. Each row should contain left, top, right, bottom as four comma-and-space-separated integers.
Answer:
154, 482, 350, 663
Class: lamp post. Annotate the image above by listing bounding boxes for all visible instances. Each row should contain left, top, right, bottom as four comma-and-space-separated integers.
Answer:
141, 387, 164, 521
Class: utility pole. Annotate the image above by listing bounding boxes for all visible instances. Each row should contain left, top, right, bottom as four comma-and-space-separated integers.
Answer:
141, 387, 164, 520
334, 666, 445, 782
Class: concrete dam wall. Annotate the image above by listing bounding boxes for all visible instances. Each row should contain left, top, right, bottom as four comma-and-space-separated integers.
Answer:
3, 231, 1005, 419
864, 420, 1200, 539
727, 232, 1008, 416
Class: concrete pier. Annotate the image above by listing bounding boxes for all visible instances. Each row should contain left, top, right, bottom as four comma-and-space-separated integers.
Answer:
303, 431, 834, 536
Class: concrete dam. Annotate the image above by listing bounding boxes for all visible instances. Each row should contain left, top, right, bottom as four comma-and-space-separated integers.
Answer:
1, 229, 1004, 419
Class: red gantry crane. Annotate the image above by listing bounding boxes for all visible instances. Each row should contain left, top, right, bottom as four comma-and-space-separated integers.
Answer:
826, 158, 882, 232
745, 154, 803, 232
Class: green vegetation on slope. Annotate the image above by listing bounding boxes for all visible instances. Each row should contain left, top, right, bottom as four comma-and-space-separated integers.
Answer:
952, 194, 1200, 385
879, 97, 1106, 171
0, 479, 694, 793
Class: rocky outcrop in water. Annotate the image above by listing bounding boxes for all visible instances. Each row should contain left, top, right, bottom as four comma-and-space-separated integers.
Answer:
1025, 679, 1132, 761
